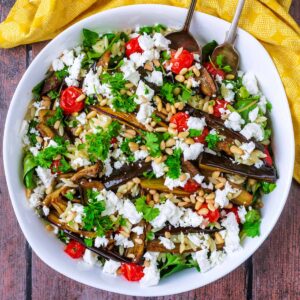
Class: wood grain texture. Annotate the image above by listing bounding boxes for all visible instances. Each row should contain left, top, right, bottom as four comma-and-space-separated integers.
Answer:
0, 1, 299, 300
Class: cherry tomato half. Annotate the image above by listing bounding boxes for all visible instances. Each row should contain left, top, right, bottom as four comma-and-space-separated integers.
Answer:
170, 49, 194, 74
194, 127, 210, 144
170, 112, 189, 132
263, 146, 273, 166
60, 86, 85, 115
225, 206, 241, 223
183, 179, 199, 193
64, 240, 85, 259
213, 99, 229, 118
50, 159, 62, 175
200, 203, 220, 223
125, 36, 143, 57
203, 62, 225, 79
120, 263, 144, 281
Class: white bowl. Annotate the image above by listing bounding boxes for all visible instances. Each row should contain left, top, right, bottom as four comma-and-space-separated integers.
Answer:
3, 4, 294, 297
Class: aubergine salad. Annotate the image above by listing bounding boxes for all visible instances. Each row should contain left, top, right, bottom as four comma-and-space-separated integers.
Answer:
21, 25, 277, 286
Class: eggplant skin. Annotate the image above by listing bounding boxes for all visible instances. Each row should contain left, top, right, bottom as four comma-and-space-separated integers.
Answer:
199, 152, 277, 182
103, 161, 152, 190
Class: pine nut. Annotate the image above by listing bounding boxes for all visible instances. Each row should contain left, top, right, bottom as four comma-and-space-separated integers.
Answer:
185, 137, 195, 145
178, 131, 189, 139
120, 89, 127, 95
74, 126, 82, 136
170, 105, 176, 114
226, 74, 235, 80
215, 232, 224, 244
164, 231, 171, 238
87, 111, 97, 119
100, 99, 107, 106
173, 87, 181, 96
126, 129, 136, 136
212, 171, 220, 178
157, 102, 163, 112
126, 91, 133, 97
155, 127, 167, 132
125, 82, 134, 89
36, 136, 43, 144
165, 148, 173, 155
149, 189, 157, 195
54, 120, 60, 130
132, 177, 141, 184
230, 145, 243, 155
128, 142, 139, 151
179, 68, 188, 75
166, 103, 171, 112
153, 193, 160, 203
154, 156, 163, 164
160, 140, 166, 150
75, 94, 86, 102
179, 173, 187, 182
153, 59, 160, 67
166, 138, 176, 147
195, 201, 202, 210
205, 192, 215, 200
168, 127, 178, 135
178, 201, 188, 207
140, 145, 148, 151
151, 121, 156, 127
134, 238, 143, 245
186, 79, 192, 89
144, 62, 153, 71
175, 74, 185, 82
169, 123, 177, 129
127, 253, 135, 259
198, 189, 204, 197
123, 132, 134, 139
145, 124, 154, 132
215, 182, 224, 189
208, 203, 216, 211
198, 208, 209, 215
192, 66, 200, 77
145, 156, 152, 162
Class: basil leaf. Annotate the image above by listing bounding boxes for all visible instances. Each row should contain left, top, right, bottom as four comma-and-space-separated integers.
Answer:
23, 153, 37, 189
82, 29, 99, 47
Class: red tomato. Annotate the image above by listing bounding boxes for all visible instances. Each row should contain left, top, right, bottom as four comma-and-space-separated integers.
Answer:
200, 203, 220, 223
50, 159, 62, 174
183, 179, 199, 193
110, 137, 118, 144
194, 127, 209, 144
125, 36, 143, 57
170, 49, 194, 74
120, 263, 144, 281
64, 240, 85, 259
170, 112, 189, 132
213, 99, 229, 118
226, 206, 240, 223
60, 86, 85, 115
264, 146, 273, 166
203, 62, 225, 79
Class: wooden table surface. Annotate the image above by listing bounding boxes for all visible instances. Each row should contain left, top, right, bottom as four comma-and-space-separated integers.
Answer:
0, 1, 299, 299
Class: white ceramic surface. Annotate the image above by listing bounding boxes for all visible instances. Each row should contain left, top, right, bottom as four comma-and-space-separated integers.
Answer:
3, 4, 295, 297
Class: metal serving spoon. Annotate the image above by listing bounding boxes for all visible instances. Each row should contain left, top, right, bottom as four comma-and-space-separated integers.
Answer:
211, 0, 246, 75
165, 0, 201, 55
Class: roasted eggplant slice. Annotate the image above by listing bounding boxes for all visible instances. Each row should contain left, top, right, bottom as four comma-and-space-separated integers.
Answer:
71, 163, 102, 182
41, 72, 61, 95
90, 105, 147, 132
36, 123, 55, 139
199, 67, 217, 97
43, 186, 69, 206
140, 179, 190, 197
146, 240, 200, 253
125, 220, 146, 263
199, 152, 277, 182
103, 161, 152, 190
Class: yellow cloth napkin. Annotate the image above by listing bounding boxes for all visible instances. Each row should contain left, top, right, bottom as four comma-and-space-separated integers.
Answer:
0, 0, 299, 181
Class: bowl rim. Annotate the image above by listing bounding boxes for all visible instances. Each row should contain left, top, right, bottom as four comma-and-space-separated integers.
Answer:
3, 4, 295, 297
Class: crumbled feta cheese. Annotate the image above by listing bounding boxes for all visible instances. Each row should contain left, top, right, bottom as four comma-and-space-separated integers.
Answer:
119, 199, 142, 225
71, 157, 91, 170
195, 63, 201, 69
158, 237, 175, 250
187, 233, 202, 247
52, 58, 64, 71
134, 150, 149, 161
138, 34, 154, 50
100, 189, 122, 216
179, 209, 203, 227
224, 111, 245, 131
65, 53, 85, 87
151, 161, 165, 178
153, 33, 171, 50
258, 95, 268, 114
136, 103, 155, 125
29, 185, 45, 207
83, 249, 98, 265
103, 158, 113, 177
240, 141, 256, 160
240, 123, 264, 141
192, 249, 211, 272
201, 182, 214, 190
132, 226, 144, 235
140, 252, 160, 287
187, 116, 206, 131
36, 166, 54, 189
221, 83, 235, 102
164, 173, 190, 190
135, 80, 154, 103
242, 72, 259, 95
129, 52, 146, 68
42, 205, 50, 216
221, 212, 241, 253
47, 140, 58, 148
215, 74, 223, 84
191, 78, 199, 87
29, 146, 40, 157
254, 159, 264, 168
142, 49, 160, 61
215, 182, 238, 208
237, 206, 247, 224
114, 234, 134, 248
103, 259, 121, 275
61, 50, 74, 66
210, 250, 226, 267
114, 160, 125, 170
120, 58, 140, 85
193, 53, 200, 62
82, 69, 101, 95
193, 174, 204, 185
248, 107, 259, 122
146, 70, 163, 86
94, 236, 109, 248
76, 112, 87, 125
181, 142, 204, 161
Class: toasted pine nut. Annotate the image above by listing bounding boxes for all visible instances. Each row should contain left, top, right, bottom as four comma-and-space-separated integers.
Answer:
178, 201, 188, 207
175, 74, 185, 82
208, 105, 214, 114
154, 156, 163, 164
145, 156, 152, 162
168, 127, 178, 135
165, 148, 173, 155
100, 99, 107, 106
198, 189, 204, 197
134, 238, 143, 245
153, 193, 160, 203
166, 103, 171, 112
185, 137, 195, 145
155, 127, 167, 132
75, 94, 86, 102
149, 189, 157, 195
179, 173, 187, 182
140, 145, 148, 151
192, 66, 200, 77
164, 231, 171, 238
169, 123, 177, 129
170, 105, 176, 115
127, 253, 135, 259
126, 129, 136, 136
123, 132, 134, 139
125, 82, 134, 89
198, 208, 209, 215
166, 138, 176, 147
153, 59, 160, 67
120, 231, 130, 238
132, 177, 141, 184
129, 142, 139, 151
215, 232, 224, 244
25, 188, 31, 199
205, 192, 215, 200
196, 196, 205, 203
74, 126, 82, 136
186, 79, 192, 89
145, 124, 153, 132
248, 178, 257, 186
230, 145, 243, 155
208, 203, 216, 211
215, 182, 224, 189
160, 140, 166, 150
226, 74, 235, 80
195, 201, 202, 210
120, 89, 127, 95
179, 68, 188, 75
178, 131, 189, 139
54, 120, 60, 130
87, 111, 97, 119
144, 62, 153, 71
212, 171, 220, 178
173, 87, 181, 96
36, 136, 43, 144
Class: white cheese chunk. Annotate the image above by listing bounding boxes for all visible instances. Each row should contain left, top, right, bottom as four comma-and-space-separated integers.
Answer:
158, 237, 175, 250
187, 116, 206, 131
153, 33, 171, 50
94, 236, 109, 248
132, 226, 144, 235
135, 80, 154, 104
221, 212, 241, 253
240, 141, 256, 160
120, 58, 140, 85
29, 185, 45, 208
151, 161, 165, 178
114, 234, 134, 248
240, 123, 264, 141
215, 182, 238, 208
52, 58, 64, 71
103, 259, 121, 275
248, 107, 259, 122
224, 111, 245, 131
35, 166, 54, 189
242, 72, 259, 95
119, 199, 142, 225
83, 249, 98, 266
192, 249, 211, 272
138, 34, 154, 50
237, 206, 247, 224
146, 70, 163, 86
136, 103, 155, 125
140, 252, 160, 287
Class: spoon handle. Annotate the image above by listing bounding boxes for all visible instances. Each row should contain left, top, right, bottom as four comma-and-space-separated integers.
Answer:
183, 0, 198, 32
225, 0, 246, 44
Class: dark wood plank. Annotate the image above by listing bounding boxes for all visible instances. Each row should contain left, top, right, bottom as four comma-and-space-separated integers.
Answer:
0, 1, 28, 299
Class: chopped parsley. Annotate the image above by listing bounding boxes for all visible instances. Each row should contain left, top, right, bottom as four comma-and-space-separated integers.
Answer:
55, 66, 69, 80
32, 80, 44, 101
135, 196, 160, 222
112, 94, 137, 113
146, 231, 155, 241
84, 238, 93, 247
101, 72, 126, 93
161, 82, 176, 104
189, 129, 202, 137
261, 182, 277, 194
241, 209, 261, 238
47, 90, 59, 100
205, 133, 221, 149
165, 148, 182, 179
46, 107, 64, 127
64, 191, 74, 200
139, 24, 166, 34
120, 138, 135, 162
144, 132, 161, 157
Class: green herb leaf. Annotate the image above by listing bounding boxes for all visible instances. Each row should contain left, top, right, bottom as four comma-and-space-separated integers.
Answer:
135, 196, 160, 222
189, 129, 202, 138
202, 40, 218, 62
205, 133, 220, 149
64, 191, 74, 200
57, 230, 69, 243
165, 148, 182, 179
144, 132, 161, 157
84, 238, 93, 247
32, 81, 44, 101
241, 209, 261, 238
47, 90, 59, 100
27, 120, 39, 146
112, 94, 137, 113
143, 171, 156, 179
261, 182, 276, 194
161, 82, 175, 104
83, 28, 99, 47
215, 54, 232, 73
146, 231, 155, 241
55, 66, 69, 80
23, 153, 37, 189
46, 107, 64, 127
86, 132, 111, 162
